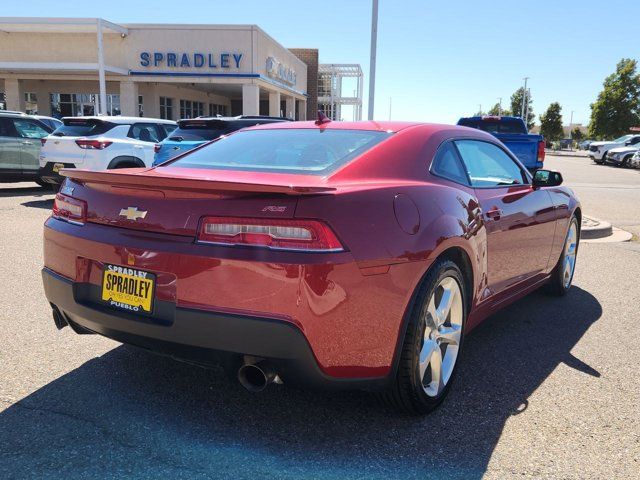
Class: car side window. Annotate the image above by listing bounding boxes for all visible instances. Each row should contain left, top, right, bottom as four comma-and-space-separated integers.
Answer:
431, 142, 469, 185
630, 137, 640, 145
12, 119, 50, 139
454, 140, 528, 188
0, 118, 16, 137
160, 124, 177, 139
129, 123, 161, 143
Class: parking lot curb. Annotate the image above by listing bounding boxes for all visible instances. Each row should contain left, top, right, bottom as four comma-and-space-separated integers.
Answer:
581, 216, 613, 239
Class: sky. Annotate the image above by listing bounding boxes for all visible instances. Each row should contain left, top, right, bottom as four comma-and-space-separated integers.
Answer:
3, 0, 639, 126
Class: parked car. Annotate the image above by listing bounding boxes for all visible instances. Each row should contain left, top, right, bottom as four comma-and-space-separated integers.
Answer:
605, 145, 640, 166
153, 115, 290, 165
0, 111, 54, 186
33, 115, 63, 131
42, 120, 580, 414
39, 116, 177, 185
456, 116, 545, 170
578, 139, 594, 150
628, 150, 640, 169
588, 134, 640, 164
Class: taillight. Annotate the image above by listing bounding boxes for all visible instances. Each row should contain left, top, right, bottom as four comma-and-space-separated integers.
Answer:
197, 217, 343, 252
52, 193, 87, 225
154, 143, 162, 153
75, 139, 112, 150
537, 140, 546, 162
41, 137, 48, 146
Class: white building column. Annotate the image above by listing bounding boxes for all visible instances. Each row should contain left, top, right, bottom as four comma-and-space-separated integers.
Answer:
242, 84, 260, 116
119, 81, 139, 117
268, 90, 281, 117
297, 99, 307, 120
285, 96, 295, 120
4, 78, 22, 111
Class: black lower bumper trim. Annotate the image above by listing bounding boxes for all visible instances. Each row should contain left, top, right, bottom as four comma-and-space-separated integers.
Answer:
42, 268, 388, 390
38, 162, 75, 184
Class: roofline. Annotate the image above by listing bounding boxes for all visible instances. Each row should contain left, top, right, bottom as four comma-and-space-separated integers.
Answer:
0, 17, 128, 34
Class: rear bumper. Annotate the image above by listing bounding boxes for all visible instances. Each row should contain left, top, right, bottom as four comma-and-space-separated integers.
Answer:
38, 162, 75, 184
42, 267, 389, 390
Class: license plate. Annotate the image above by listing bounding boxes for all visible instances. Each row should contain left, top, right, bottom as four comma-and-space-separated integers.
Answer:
101, 264, 155, 314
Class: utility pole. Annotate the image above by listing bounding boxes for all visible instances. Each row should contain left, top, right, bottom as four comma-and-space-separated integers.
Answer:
479, 104, 482, 115
367, 0, 379, 120
96, 18, 108, 115
498, 97, 502, 116
569, 110, 575, 150
521, 77, 529, 120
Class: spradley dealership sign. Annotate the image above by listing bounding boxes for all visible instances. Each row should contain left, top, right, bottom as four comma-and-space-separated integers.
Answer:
266, 56, 296, 85
139, 52, 244, 69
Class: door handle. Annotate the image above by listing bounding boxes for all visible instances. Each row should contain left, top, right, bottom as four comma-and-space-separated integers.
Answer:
133, 145, 144, 149
21, 141, 33, 145
485, 207, 503, 220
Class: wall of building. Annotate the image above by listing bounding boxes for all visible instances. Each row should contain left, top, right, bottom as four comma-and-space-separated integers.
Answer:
290, 48, 318, 120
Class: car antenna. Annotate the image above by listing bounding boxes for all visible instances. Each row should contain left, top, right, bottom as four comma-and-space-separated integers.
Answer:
315, 110, 331, 125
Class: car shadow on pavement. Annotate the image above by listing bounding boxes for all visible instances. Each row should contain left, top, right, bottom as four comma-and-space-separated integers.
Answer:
20, 199, 54, 210
0, 287, 601, 479
0, 186, 52, 198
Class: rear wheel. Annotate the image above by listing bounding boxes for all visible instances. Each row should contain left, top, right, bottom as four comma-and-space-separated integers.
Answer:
547, 216, 579, 296
380, 259, 467, 414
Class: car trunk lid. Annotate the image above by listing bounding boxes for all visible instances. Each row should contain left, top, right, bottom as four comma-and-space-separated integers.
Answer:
59, 167, 335, 236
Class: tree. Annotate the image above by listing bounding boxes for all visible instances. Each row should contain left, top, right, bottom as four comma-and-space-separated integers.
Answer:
487, 103, 511, 116
588, 58, 640, 139
539, 102, 564, 142
510, 87, 535, 130
571, 127, 584, 141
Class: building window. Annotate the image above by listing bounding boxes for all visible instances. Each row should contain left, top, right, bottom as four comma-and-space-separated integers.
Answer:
50, 93, 120, 117
180, 100, 204, 119
24, 92, 38, 114
209, 103, 227, 117
138, 95, 144, 117
0, 92, 5, 110
159, 97, 173, 120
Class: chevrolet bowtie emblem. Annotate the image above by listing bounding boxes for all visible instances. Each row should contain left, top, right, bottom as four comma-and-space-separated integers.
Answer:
119, 207, 147, 221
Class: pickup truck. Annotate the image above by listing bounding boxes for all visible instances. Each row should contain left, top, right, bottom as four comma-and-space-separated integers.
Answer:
457, 115, 545, 170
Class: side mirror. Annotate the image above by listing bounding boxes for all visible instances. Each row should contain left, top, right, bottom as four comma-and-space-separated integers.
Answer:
532, 169, 563, 188
625, 141, 632, 146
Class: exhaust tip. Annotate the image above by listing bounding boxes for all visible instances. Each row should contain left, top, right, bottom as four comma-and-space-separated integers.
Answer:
238, 362, 275, 392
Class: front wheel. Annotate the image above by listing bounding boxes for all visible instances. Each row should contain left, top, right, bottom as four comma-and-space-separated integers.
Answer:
547, 216, 579, 296
380, 259, 467, 414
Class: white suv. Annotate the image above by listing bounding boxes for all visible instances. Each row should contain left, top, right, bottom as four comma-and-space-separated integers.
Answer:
588, 134, 640, 164
39, 116, 177, 185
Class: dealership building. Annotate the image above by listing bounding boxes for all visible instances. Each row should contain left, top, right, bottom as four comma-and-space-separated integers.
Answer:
0, 18, 319, 120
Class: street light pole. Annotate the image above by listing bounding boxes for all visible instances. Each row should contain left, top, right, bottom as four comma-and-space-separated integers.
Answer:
498, 97, 502, 116
367, 0, 379, 120
569, 110, 575, 150
521, 77, 529, 120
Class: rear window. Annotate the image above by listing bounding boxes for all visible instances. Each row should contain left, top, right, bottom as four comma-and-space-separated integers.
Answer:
458, 118, 527, 134
53, 119, 115, 137
164, 128, 392, 175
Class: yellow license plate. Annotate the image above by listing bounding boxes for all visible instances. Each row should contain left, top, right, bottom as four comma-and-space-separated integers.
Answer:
101, 264, 155, 314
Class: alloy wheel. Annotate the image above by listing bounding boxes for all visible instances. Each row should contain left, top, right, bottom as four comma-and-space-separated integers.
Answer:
419, 276, 463, 397
563, 222, 578, 288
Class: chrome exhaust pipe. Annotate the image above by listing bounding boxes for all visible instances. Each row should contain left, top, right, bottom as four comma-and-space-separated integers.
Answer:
237, 361, 277, 392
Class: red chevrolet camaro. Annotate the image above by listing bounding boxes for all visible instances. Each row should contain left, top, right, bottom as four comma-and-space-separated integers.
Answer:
42, 119, 580, 414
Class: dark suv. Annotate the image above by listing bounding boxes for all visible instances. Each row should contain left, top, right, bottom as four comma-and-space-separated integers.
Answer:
152, 115, 290, 165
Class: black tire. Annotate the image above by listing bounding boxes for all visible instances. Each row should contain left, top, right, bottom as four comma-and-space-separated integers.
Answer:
379, 259, 467, 414
546, 216, 580, 296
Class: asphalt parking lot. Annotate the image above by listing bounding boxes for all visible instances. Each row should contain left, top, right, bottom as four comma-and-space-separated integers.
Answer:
1, 155, 639, 479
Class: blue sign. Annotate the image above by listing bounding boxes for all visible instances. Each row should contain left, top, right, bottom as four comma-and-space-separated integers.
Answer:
140, 52, 243, 69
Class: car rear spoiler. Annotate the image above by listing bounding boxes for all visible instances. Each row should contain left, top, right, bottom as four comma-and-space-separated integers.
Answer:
60, 168, 336, 195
